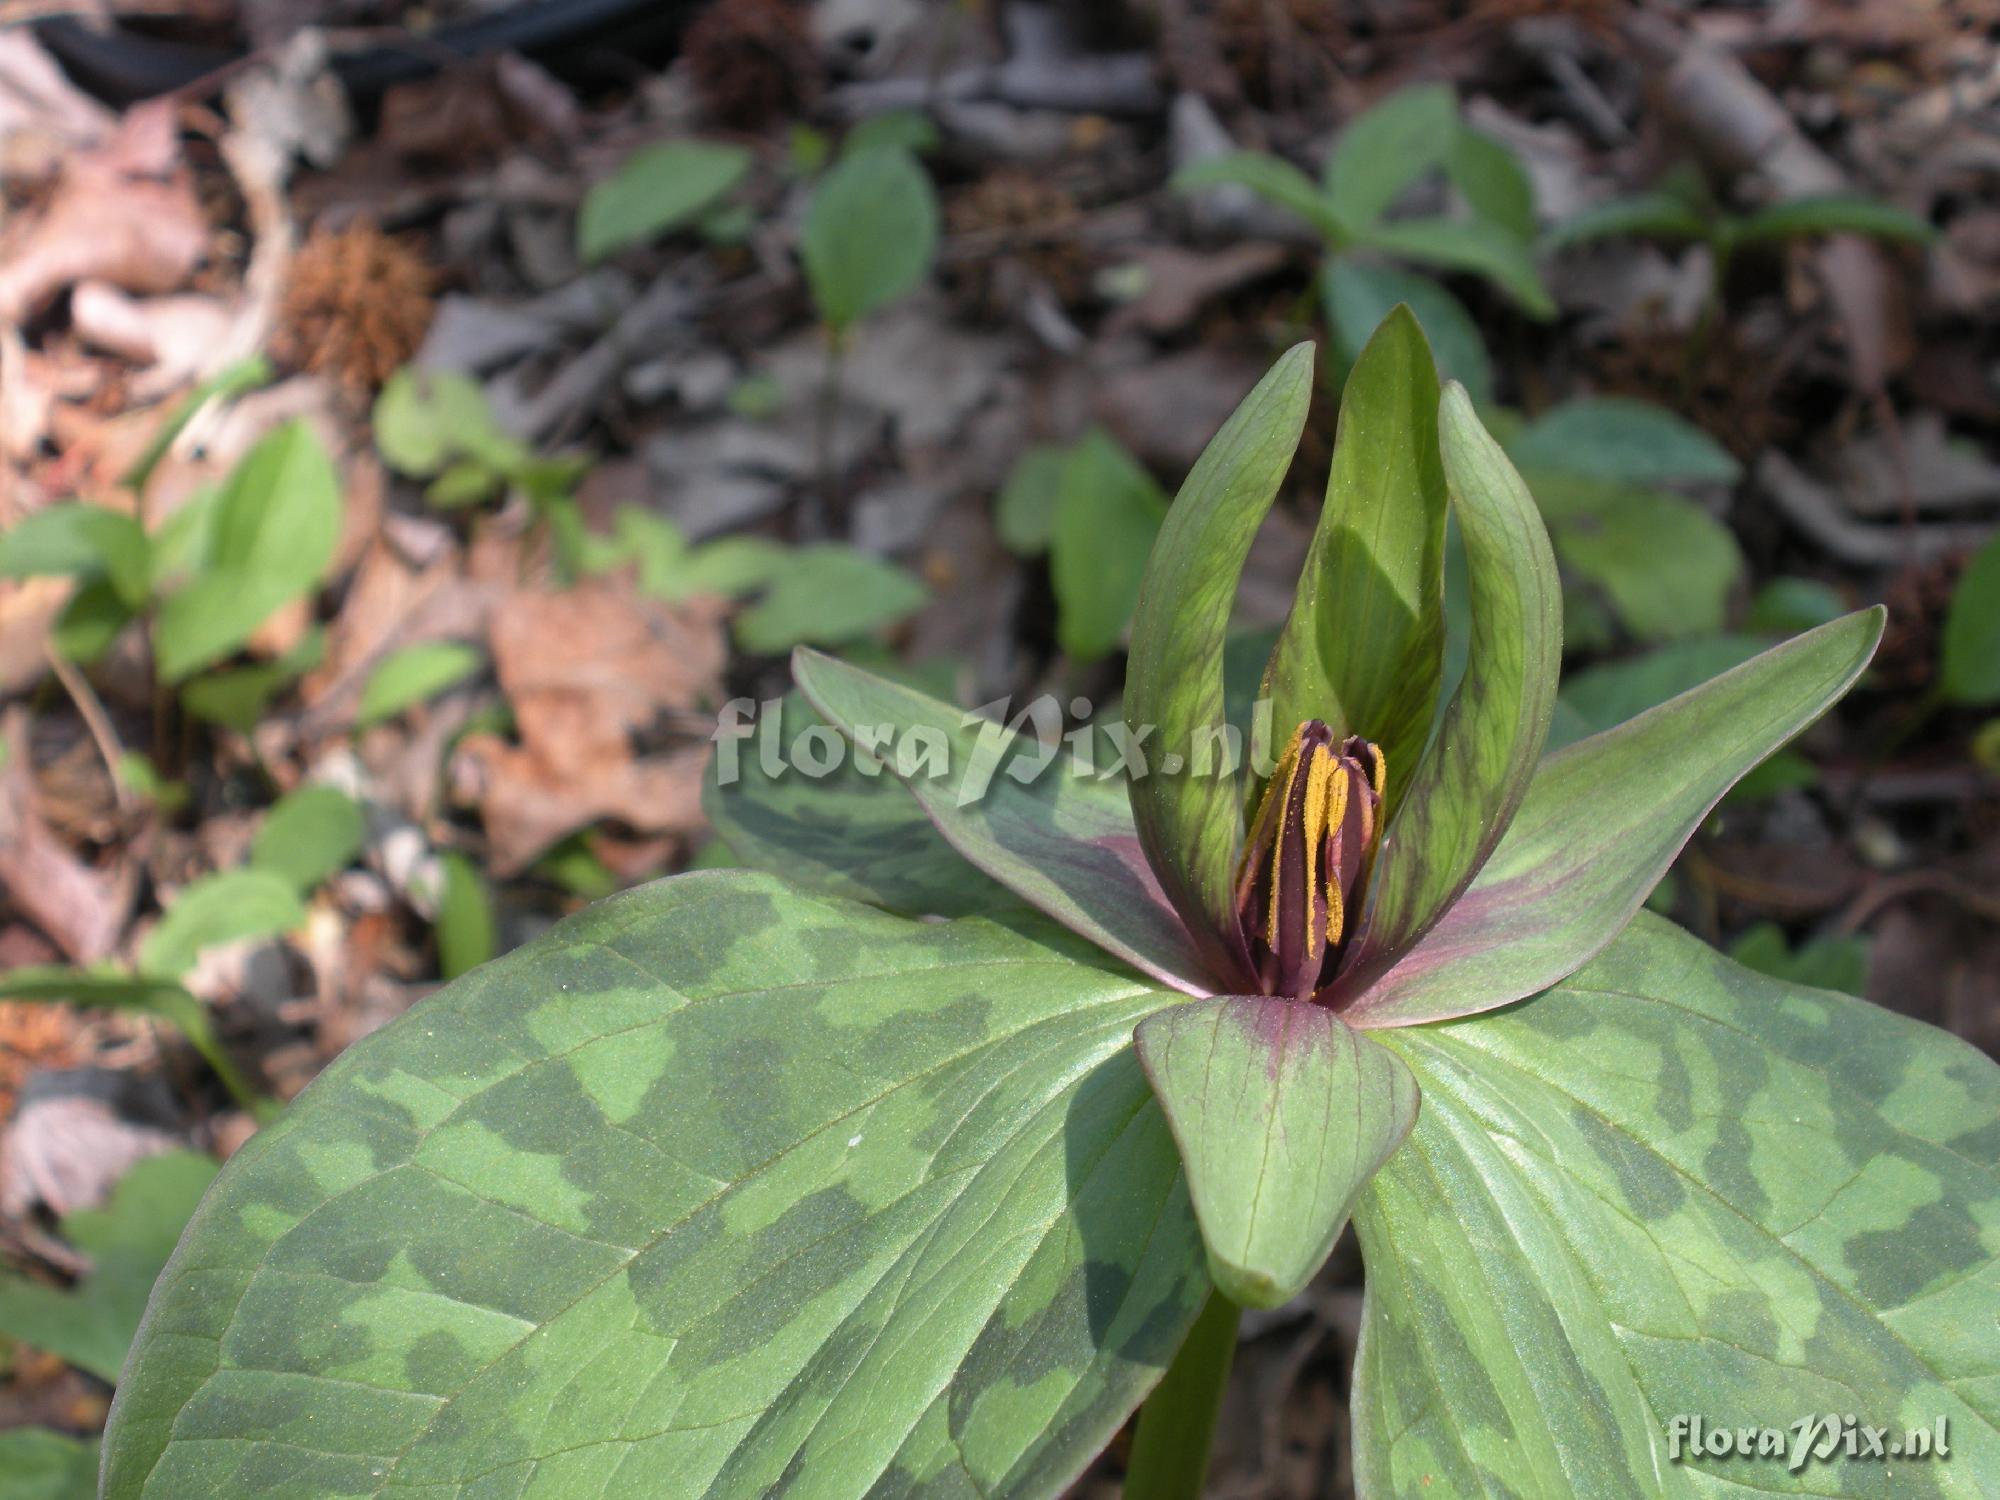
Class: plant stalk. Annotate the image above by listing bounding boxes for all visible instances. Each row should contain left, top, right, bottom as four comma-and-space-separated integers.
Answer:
1123, 1291, 1240, 1500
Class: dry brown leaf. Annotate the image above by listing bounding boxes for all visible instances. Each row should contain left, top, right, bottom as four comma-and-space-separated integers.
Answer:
0, 710, 134, 964
0, 102, 208, 324
452, 584, 727, 874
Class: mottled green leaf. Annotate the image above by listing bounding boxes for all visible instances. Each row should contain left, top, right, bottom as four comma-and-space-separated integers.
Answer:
1354, 913, 2000, 1496
0, 1151, 216, 1382
0, 1428, 99, 1500
1324, 261, 1492, 403
1347, 610, 1883, 1026
0, 501, 150, 606
153, 422, 342, 682
1346, 383, 1561, 984
576, 141, 753, 262
1124, 344, 1314, 980
1357, 215, 1555, 317
1509, 397, 1742, 486
252, 785, 365, 893
105, 872, 1205, 1500
1730, 193, 1937, 248
794, 650, 1209, 990
1136, 997, 1417, 1309
1172, 153, 1348, 243
1324, 84, 1458, 228
1260, 305, 1447, 819
804, 147, 940, 332
1941, 532, 2000, 706
139, 869, 308, 979
357, 640, 485, 726
1051, 430, 1167, 663
704, 689, 1014, 916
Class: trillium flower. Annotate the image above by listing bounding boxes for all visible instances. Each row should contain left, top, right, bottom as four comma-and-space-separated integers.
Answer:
792, 308, 1882, 1307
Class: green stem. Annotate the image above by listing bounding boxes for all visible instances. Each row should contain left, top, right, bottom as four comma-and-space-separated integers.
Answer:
1124, 1291, 1240, 1500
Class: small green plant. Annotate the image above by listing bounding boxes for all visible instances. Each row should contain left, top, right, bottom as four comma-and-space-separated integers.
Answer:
575, 140, 755, 263
1548, 163, 1936, 349
100, 310, 1998, 1499
0, 1153, 216, 1500
1176, 84, 1552, 398
994, 428, 1167, 662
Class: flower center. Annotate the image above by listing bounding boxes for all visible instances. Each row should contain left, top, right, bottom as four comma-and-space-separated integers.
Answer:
1235, 721, 1385, 1001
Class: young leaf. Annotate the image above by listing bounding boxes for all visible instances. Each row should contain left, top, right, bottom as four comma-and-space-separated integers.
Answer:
138, 868, 308, 979
0, 501, 150, 606
436, 850, 496, 980
120, 354, 272, 495
1507, 397, 1741, 486
1728, 919, 1870, 995
842, 109, 941, 158
794, 650, 1209, 990
1323, 84, 1458, 229
152, 422, 342, 682
1356, 216, 1555, 318
1171, 153, 1349, 243
102, 873, 1207, 1500
734, 546, 928, 653
1940, 532, 2000, 705
0, 1428, 99, 1500
50, 575, 134, 663
576, 141, 753, 262
803, 146, 940, 332
1346, 384, 1561, 982
1729, 192, 1936, 248
1747, 576, 1845, 634
1051, 430, 1167, 662
1534, 477, 1744, 642
1324, 261, 1492, 403
373, 368, 524, 480
1261, 307, 1447, 822
1136, 997, 1418, 1309
357, 640, 485, 725
1346, 609, 1884, 1027
1353, 913, 2000, 1493
0, 969, 263, 1113
252, 785, 365, 893
1544, 190, 1709, 250
0, 1151, 216, 1382
993, 442, 1067, 556
180, 628, 326, 733
1446, 126, 1535, 240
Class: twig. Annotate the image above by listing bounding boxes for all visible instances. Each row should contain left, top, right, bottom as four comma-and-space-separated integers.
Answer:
1756, 452, 1992, 567
45, 646, 133, 812
1837, 868, 2000, 934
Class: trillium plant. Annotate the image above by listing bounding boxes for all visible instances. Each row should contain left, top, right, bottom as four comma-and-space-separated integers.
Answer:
106, 311, 1997, 1499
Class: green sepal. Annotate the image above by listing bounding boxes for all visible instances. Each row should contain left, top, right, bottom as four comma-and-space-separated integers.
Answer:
1258, 305, 1447, 825
1124, 345, 1315, 982
1137, 997, 1418, 1310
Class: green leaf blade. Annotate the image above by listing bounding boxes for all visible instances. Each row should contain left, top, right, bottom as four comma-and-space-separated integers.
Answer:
1509, 396, 1742, 486
1731, 192, 1937, 248
793, 650, 1210, 990
803, 147, 940, 332
1348, 609, 1884, 1027
1051, 430, 1167, 663
0, 501, 150, 606
1136, 996, 1417, 1309
153, 422, 343, 682
356, 640, 485, 725
1354, 913, 2000, 1496
138, 868, 309, 979
1324, 84, 1458, 228
104, 872, 1205, 1500
252, 785, 365, 893
1171, 153, 1348, 242
1357, 216, 1555, 318
576, 141, 753, 263
1260, 306, 1447, 819
1123, 344, 1315, 979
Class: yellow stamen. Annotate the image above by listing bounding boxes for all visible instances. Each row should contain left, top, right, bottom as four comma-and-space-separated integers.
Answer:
1261, 734, 1308, 950
1326, 876, 1345, 948
1299, 747, 1345, 960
